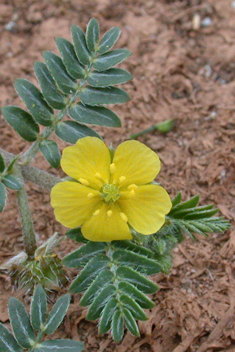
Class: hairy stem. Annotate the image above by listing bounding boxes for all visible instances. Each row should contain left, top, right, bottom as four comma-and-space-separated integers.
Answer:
0, 148, 60, 190
15, 166, 37, 258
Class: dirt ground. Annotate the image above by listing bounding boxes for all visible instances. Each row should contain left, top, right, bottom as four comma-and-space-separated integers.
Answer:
0, 0, 235, 351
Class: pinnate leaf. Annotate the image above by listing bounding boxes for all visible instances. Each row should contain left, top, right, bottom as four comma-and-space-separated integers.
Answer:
87, 68, 132, 87
86, 18, 100, 52
93, 49, 131, 71
98, 27, 121, 54
79, 86, 130, 106
71, 25, 91, 66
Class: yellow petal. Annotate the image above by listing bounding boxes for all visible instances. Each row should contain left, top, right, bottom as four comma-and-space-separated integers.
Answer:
112, 140, 160, 189
51, 181, 101, 228
81, 203, 132, 242
61, 137, 111, 190
118, 185, 172, 235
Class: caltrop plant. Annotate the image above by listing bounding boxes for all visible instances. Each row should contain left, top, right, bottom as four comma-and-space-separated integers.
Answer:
0, 18, 230, 345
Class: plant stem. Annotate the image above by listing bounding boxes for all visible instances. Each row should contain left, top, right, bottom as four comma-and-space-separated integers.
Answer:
0, 148, 59, 190
15, 166, 37, 258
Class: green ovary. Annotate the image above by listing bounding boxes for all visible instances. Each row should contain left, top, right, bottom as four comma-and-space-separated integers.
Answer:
100, 184, 120, 203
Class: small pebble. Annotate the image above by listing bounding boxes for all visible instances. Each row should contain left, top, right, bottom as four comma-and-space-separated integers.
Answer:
5, 21, 18, 33
201, 17, 212, 27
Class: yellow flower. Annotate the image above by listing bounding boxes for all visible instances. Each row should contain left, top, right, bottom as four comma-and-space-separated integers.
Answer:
51, 137, 172, 242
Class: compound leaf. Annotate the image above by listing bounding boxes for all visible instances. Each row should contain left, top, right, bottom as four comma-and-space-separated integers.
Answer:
2, 106, 39, 142
39, 140, 61, 169
9, 297, 35, 348
14, 79, 53, 126
55, 120, 100, 144
86, 284, 116, 321
68, 103, 121, 127
93, 49, 131, 71
118, 281, 155, 309
98, 27, 121, 54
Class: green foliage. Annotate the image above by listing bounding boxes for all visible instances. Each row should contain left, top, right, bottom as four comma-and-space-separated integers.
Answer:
63, 238, 161, 342
1, 18, 132, 169
0, 285, 84, 352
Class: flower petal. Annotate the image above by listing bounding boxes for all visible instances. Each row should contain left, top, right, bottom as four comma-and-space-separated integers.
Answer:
51, 181, 101, 228
81, 203, 132, 242
112, 140, 160, 189
61, 137, 111, 190
118, 185, 172, 235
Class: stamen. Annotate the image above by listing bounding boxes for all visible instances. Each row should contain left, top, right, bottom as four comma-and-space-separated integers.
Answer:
93, 209, 100, 216
130, 189, 135, 196
120, 212, 128, 222
110, 163, 116, 173
95, 172, 102, 179
107, 210, 113, 217
87, 193, 94, 199
79, 178, 89, 186
119, 176, 126, 183
128, 184, 138, 190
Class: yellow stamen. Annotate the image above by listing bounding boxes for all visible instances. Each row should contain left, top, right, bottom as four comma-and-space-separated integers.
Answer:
79, 178, 89, 186
120, 212, 128, 222
93, 209, 100, 216
119, 176, 126, 183
110, 163, 116, 173
87, 193, 94, 199
128, 184, 138, 190
107, 210, 113, 217
95, 173, 102, 179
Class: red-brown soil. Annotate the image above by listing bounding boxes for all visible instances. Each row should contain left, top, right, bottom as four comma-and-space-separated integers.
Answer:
0, 0, 235, 351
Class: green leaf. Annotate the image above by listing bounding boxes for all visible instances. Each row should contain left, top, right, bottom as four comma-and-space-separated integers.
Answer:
9, 297, 35, 348
169, 195, 199, 215
68, 103, 121, 127
0, 323, 23, 352
56, 37, 85, 79
43, 51, 76, 95
34, 61, 67, 110
80, 269, 114, 307
93, 49, 131, 71
119, 294, 147, 321
0, 183, 6, 212
99, 298, 118, 334
79, 86, 130, 106
39, 140, 61, 168
113, 249, 162, 275
63, 242, 106, 269
35, 339, 84, 352
111, 310, 124, 343
87, 68, 132, 87
55, 120, 100, 144
44, 294, 70, 335
0, 153, 5, 173
6, 156, 19, 173
66, 228, 88, 243
123, 309, 140, 337
98, 27, 121, 54
2, 106, 39, 142
86, 18, 100, 52
2, 175, 22, 190
14, 79, 53, 126
117, 266, 158, 294
30, 285, 47, 331
171, 192, 182, 206
71, 25, 91, 66
69, 254, 110, 293
118, 281, 155, 309
86, 284, 116, 320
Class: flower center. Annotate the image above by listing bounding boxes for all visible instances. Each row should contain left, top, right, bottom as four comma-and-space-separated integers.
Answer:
100, 183, 120, 203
